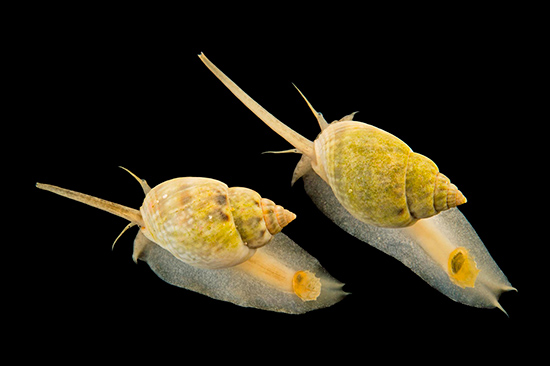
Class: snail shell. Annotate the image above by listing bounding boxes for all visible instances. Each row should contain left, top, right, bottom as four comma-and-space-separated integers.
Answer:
141, 177, 296, 269
313, 121, 466, 227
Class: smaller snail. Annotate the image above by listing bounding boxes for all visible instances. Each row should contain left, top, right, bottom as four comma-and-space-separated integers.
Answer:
198, 53, 515, 313
36, 168, 346, 313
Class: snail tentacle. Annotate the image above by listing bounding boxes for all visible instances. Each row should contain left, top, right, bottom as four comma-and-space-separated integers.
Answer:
112, 222, 137, 250
292, 83, 329, 130
119, 166, 151, 194
36, 182, 144, 226
199, 53, 315, 158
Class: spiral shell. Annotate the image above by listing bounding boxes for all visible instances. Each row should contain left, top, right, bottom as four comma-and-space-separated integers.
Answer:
260, 197, 297, 236
140, 177, 296, 269
312, 121, 466, 228
227, 187, 296, 248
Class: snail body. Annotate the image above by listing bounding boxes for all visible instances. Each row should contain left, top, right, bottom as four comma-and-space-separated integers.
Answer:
199, 53, 515, 313
37, 169, 346, 313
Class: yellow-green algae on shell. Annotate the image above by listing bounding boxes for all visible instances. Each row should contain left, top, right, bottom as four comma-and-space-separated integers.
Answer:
316, 122, 413, 227
314, 121, 465, 228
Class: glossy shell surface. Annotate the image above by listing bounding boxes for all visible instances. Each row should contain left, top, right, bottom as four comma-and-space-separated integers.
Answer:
140, 177, 254, 269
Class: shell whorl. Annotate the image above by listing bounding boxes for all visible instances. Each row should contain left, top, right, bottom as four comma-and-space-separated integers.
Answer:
433, 173, 467, 212
227, 187, 296, 250
405, 152, 467, 221
261, 198, 297, 235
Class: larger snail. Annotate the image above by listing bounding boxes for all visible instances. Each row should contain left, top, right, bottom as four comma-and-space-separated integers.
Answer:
36, 168, 346, 314
199, 53, 516, 314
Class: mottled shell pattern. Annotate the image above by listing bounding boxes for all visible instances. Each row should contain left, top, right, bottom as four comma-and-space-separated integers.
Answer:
312, 121, 466, 228
140, 177, 296, 269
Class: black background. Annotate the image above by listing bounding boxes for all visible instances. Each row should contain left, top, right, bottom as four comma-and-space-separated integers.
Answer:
18, 4, 543, 362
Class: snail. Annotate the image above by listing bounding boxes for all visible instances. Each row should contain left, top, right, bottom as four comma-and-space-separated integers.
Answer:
36, 168, 346, 314
198, 53, 516, 313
